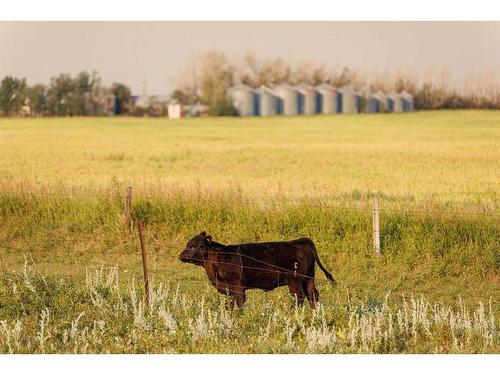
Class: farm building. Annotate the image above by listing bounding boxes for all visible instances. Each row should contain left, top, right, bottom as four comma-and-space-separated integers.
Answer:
255, 86, 279, 116
227, 84, 256, 116
375, 91, 388, 113
316, 84, 338, 114
366, 91, 387, 113
168, 101, 183, 119
387, 92, 404, 113
132, 95, 170, 116
226, 84, 413, 117
274, 84, 299, 115
401, 91, 414, 112
366, 92, 380, 113
337, 85, 360, 114
101, 93, 118, 116
183, 104, 209, 117
295, 84, 319, 115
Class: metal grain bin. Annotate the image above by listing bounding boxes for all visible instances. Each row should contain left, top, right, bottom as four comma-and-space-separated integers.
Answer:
374, 91, 388, 113
357, 90, 370, 113
338, 85, 360, 114
295, 83, 318, 115
366, 91, 387, 113
387, 92, 403, 113
401, 91, 414, 112
227, 84, 256, 116
366, 92, 380, 113
316, 83, 338, 114
386, 96, 394, 112
255, 86, 279, 116
274, 84, 299, 116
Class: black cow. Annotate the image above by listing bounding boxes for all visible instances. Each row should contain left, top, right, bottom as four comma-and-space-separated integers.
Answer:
179, 231, 335, 308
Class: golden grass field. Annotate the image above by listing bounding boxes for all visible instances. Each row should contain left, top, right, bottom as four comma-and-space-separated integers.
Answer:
1, 110, 498, 207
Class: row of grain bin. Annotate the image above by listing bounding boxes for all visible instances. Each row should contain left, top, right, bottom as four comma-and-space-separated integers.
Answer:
228, 84, 414, 116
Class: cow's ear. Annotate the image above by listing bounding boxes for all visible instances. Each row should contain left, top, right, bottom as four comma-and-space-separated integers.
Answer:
206, 235, 212, 243
200, 231, 207, 237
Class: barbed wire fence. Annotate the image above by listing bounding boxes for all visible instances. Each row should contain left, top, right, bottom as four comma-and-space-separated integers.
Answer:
0, 186, 499, 305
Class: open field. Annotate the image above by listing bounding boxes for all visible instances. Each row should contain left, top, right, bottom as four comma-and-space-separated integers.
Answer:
0, 110, 499, 205
0, 111, 498, 353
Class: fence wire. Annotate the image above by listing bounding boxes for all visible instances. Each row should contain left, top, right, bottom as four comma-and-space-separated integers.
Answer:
1, 188, 498, 218
0, 188, 498, 305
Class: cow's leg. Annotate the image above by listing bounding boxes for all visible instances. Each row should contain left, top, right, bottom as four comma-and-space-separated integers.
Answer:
305, 279, 320, 308
233, 291, 246, 308
225, 289, 246, 310
287, 278, 306, 306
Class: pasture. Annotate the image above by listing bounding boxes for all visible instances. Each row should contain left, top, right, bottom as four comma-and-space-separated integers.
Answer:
0, 111, 498, 353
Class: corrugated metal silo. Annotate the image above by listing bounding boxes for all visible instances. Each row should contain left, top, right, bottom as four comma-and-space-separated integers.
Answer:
274, 84, 299, 116
227, 84, 256, 116
316, 83, 338, 114
387, 92, 403, 113
401, 91, 414, 112
357, 90, 370, 113
366, 91, 387, 113
386, 96, 394, 112
255, 86, 279, 116
338, 85, 360, 114
374, 91, 387, 113
366, 92, 380, 113
295, 83, 318, 115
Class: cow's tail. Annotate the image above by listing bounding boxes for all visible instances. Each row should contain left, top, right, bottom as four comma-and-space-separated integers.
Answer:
309, 240, 335, 285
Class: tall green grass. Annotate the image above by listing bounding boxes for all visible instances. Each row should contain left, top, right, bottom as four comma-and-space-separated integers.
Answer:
1, 188, 498, 313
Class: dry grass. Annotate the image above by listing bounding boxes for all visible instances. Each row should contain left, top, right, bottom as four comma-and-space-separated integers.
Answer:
0, 111, 498, 206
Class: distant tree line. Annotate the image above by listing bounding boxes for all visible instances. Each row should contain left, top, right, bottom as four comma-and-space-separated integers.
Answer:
172, 50, 500, 115
0, 71, 132, 117
2, 53, 499, 117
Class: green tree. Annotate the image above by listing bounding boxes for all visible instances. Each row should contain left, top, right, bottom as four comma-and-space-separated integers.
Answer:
47, 73, 75, 116
257, 58, 291, 86
330, 67, 359, 88
312, 65, 328, 86
415, 82, 446, 110
171, 89, 190, 105
110, 82, 132, 114
74, 70, 103, 115
393, 77, 417, 95
73, 71, 92, 115
0, 76, 27, 116
47, 71, 104, 116
198, 51, 236, 116
27, 84, 47, 116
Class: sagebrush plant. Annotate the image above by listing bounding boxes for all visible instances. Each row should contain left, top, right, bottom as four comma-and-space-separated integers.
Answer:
0, 264, 497, 354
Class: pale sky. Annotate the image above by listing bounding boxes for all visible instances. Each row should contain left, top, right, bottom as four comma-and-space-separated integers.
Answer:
0, 22, 499, 95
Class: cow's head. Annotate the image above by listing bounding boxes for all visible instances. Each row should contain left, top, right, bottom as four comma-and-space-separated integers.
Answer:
179, 231, 212, 266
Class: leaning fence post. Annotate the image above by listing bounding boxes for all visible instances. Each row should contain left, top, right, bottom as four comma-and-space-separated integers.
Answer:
124, 186, 132, 231
372, 196, 381, 254
137, 220, 150, 305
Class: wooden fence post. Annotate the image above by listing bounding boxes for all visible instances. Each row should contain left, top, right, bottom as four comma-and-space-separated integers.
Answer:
137, 220, 150, 305
372, 196, 381, 254
124, 186, 132, 231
